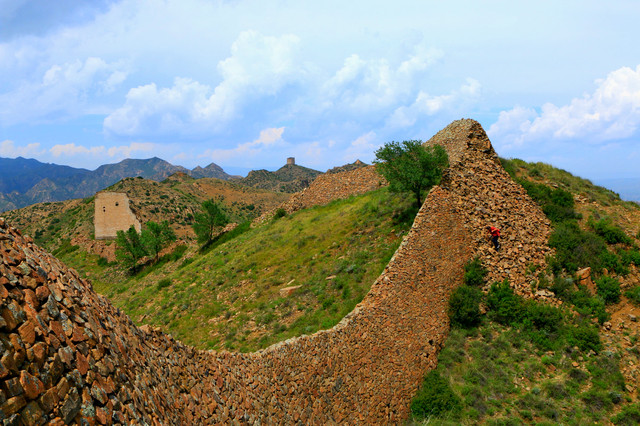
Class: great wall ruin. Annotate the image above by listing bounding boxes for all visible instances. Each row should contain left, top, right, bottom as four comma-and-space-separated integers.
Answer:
94, 193, 141, 240
0, 120, 553, 424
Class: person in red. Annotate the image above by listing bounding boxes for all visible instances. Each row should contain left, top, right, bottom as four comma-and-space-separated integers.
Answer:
487, 226, 501, 251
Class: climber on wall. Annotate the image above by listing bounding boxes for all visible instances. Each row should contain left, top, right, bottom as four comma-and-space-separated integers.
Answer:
487, 225, 501, 251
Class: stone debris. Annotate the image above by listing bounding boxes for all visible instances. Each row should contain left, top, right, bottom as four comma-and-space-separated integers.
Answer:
0, 119, 555, 424
279, 285, 301, 297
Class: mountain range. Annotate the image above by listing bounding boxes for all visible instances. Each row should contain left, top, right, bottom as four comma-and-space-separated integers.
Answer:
0, 156, 234, 211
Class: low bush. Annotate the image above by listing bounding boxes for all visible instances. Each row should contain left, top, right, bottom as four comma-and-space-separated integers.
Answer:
596, 276, 621, 305
548, 221, 609, 274
612, 402, 640, 425
411, 370, 462, 420
523, 302, 563, 333
570, 286, 609, 324
463, 257, 487, 287
551, 276, 575, 300
567, 323, 602, 352
590, 217, 634, 245
619, 248, 640, 267
486, 280, 523, 326
157, 278, 171, 290
449, 286, 483, 328
581, 389, 613, 416
273, 208, 287, 219
625, 286, 640, 305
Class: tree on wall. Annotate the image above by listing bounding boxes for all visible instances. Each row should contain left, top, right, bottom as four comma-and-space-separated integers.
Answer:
374, 141, 449, 208
142, 220, 176, 261
115, 225, 147, 270
192, 199, 229, 246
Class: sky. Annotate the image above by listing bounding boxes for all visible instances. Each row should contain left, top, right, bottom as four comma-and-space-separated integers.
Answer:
0, 0, 639, 181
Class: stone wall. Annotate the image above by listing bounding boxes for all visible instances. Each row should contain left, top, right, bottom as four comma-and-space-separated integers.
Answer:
425, 119, 553, 296
255, 165, 387, 223
94, 193, 141, 240
0, 119, 553, 424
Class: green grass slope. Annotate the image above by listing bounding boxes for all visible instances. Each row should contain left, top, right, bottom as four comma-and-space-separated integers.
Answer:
58, 188, 415, 352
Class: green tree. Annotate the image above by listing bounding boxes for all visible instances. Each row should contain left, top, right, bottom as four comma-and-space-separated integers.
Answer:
141, 220, 176, 261
115, 225, 147, 270
192, 199, 229, 245
374, 140, 448, 207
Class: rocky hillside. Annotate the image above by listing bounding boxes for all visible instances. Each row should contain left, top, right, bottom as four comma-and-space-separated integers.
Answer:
235, 163, 322, 193
0, 157, 233, 212
2, 174, 289, 261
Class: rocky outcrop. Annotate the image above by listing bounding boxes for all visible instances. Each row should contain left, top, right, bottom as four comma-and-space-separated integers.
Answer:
1, 119, 553, 424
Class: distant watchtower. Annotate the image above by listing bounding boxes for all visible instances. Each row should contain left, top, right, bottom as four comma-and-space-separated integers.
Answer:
287, 157, 295, 166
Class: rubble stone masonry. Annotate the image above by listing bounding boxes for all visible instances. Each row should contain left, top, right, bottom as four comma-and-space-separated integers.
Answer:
1, 119, 552, 424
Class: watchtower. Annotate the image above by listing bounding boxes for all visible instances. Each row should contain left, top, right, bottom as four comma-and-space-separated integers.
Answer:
94, 192, 141, 239
287, 157, 295, 166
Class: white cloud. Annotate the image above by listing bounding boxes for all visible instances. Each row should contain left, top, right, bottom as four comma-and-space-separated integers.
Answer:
0, 139, 42, 157
0, 56, 128, 124
387, 78, 481, 128
321, 45, 443, 114
490, 65, 640, 148
343, 131, 378, 162
49, 141, 154, 159
201, 127, 286, 163
104, 31, 301, 136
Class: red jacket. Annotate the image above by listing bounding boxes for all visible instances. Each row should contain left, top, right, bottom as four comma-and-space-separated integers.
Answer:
489, 226, 500, 237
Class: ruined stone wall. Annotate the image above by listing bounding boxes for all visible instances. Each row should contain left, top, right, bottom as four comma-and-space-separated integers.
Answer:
0, 120, 554, 424
255, 165, 387, 224
94, 193, 141, 240
426, 119, 553, 296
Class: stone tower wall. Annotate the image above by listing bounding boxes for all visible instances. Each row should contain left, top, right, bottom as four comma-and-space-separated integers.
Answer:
94, 192, 141, 240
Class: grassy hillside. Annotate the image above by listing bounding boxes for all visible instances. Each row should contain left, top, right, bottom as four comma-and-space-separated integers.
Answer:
54, 188, 415, 352
3, 174, 290, 251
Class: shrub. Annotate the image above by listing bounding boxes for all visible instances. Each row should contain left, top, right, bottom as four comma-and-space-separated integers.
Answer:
523, 302, 563, 333
570, 287, 609, 323
590, 218, 633, 245
619, 248, 640, 267
551, 276, 574, 300
581, 389, 613, 415
449, 286, 483, 328
273, 208, 287, 219
464, 257, 487, 287
595, 276, 621, 304
97, 257, 110, 267
625, 286, 640, 305
486, 280, 523, 326
612, 402, 640, 425
157, 278, 171, 290
548, 221, 609, 274
411, 370, 462, 419
567, 324, 602, 352
518, 180, 580, 224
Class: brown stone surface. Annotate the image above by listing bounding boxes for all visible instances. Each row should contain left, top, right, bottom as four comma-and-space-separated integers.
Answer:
0, 119, 553, 424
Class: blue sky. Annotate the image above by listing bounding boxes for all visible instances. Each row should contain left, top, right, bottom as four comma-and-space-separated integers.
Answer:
0, 0, 639, 180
